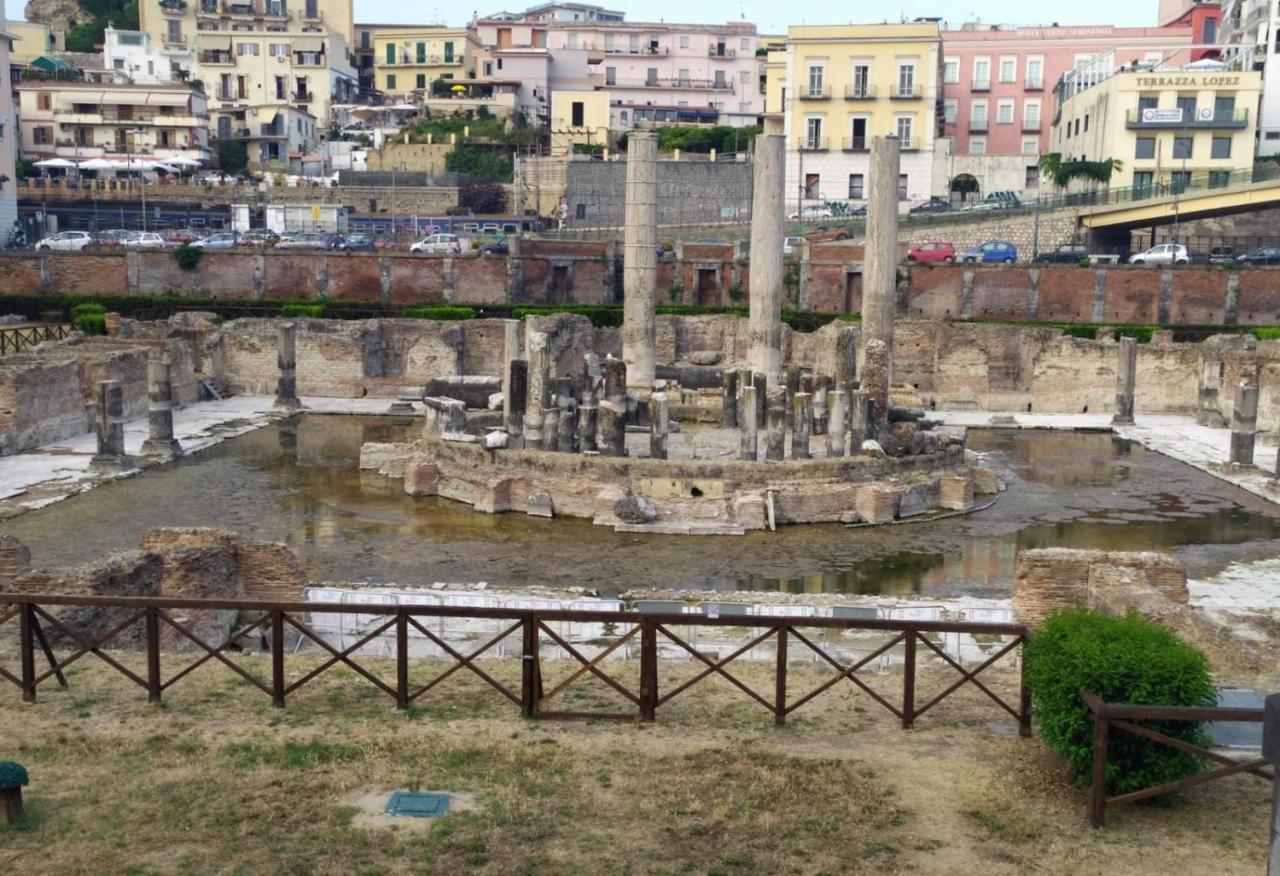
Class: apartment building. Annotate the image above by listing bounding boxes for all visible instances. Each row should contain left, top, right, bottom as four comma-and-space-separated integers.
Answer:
6, 21, 62, 62
17, 81, 211, 165
548, 88, 609, 152
371, 27, 481, 99
0, 27, 17, 232
137, 0, 356, 138
473, 16, 598, 127
520, 3, 623, 23
103, 26, 176, 85
767, 23, 943, 211
942, 22, 1204, 200
1052, 55, 1259, 193
1219, 0, 1280, 155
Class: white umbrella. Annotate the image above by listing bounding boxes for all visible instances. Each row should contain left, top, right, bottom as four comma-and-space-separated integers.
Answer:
163, 156, 202, 167
34, 157, 77, 168
77, 158, 114, 170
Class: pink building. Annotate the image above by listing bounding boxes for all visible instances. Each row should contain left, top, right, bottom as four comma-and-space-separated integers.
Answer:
941, 22, 1204, 199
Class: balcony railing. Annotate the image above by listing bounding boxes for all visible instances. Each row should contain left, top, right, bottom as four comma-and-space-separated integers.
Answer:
708, 47, 737, 58
797, 137, 829, 152
1022, 118, 1042, 132
799, 85, 830, 100
972, 78, 990, 92
1125, 108, 1251, 129
633, 77, 734, 91
604, 45, 668, 55
292, 91, 313, 101
844, 84, 875, 100
969, 118, 988, 132
159, 0, 188, 13
891, 83, 922, 99
897, 137, 916, 151
841, 136, 867, 152
216, 90, 247, 101
1025, 75, 1044, 91
389, 54, 464, 66
201, 52, 235, 64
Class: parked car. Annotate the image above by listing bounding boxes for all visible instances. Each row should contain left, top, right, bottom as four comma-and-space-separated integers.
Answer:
123, 232, 168, 248
803, 226, 853, 243
788, 204, 834, 220
909, 197, 951, 215
1034, 244, 1090, 264
1128, 243, 1192, 265
962, 240, 1018, 264
94, 229, 133, 248
190, 232, 240, 250
1236, 246, 1280, 266
906, 241, 956, 264
962, 192, 1022, 213
1207, 245, 1236, 265
410, 233, 463, 255
783, 236, 805, 256
238, 229, 279, 248
335, 233, 377, 252
35, 231, 94, 251
162, 229, 199, 245
479, 240, 509, 257
274, 232, 333, 251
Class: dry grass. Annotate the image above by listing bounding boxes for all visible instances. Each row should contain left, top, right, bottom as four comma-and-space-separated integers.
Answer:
0, 647, 1272, 875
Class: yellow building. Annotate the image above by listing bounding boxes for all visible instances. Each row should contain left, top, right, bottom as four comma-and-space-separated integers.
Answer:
766, 23, 944, 211
1052, 55, 1262, 195
549, 88, 609, 154
371, 27, 481, 99
7, 21, 63, 62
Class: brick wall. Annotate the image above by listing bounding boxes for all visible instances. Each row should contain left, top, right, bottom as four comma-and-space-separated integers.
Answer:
1013, 548, 1188, 627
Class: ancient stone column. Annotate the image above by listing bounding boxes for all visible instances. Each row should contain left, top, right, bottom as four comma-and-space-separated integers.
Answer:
582, 352, 602, 406
599, 400, 627, 457
556, 396, 578, 453
1230, 382, 1259, 466
505, 359, 528, 441
812, 376, 830, 436
792, 392, 812, 460
90, 379, 132, 472
274, 322, 301, 410
740, 384, 758, 461
622, 131, 658, 396
541, 406, 559, 451
848, 389, 870, 449
602, 356, 627, 404
1197, 356, 1225, 428
649, 391, 669, 460
834, 325, 858, 393
501, 319, 522, 435
860, 136, 900, 381
753, 371, 767, 428
578, 403, 599, 453
862, 339, 891, 431
765, 387, 786, 461
784, 365, 802, 429
140, 355, 182, 459
722, 368, 740, 429
524, 331, 550, 450
747, 133, 786, 385
827, 390, 847, 458
1112, 336, 1137, 426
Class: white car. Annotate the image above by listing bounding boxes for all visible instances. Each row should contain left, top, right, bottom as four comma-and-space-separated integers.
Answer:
123, 232, 168, 248
1129, 243, 1191, 266
411, 233, 463, 255
788, 205, 834, 220
36, 231, 95, 251
783, 236, 806, 256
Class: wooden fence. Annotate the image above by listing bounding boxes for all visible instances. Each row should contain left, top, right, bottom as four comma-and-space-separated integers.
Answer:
0, 323, 71, 357
0, 594, 1031, 731
1082, 690, 1275, 827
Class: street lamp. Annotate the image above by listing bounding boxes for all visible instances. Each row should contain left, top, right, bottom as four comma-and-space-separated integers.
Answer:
126, 128, 148, 232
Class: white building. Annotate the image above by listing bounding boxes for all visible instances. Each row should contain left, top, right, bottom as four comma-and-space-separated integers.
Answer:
103, 26, 177, 85
1220, 0, 1280, 155
0, 25, 17, 234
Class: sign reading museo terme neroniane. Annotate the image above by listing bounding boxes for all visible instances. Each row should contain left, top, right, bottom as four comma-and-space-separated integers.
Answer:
1141, 108, 1184, 124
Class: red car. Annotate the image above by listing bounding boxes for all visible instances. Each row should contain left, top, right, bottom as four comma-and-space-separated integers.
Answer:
906, 241, 956, 264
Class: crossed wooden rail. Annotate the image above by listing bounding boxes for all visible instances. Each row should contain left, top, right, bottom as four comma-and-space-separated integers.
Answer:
0, 594, 1031, 731
1081, 690, 1275, 827
0, 324, 71, 357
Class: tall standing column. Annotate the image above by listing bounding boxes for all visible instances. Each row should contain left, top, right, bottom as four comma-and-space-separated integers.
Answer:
622, 131, 658, 397
860, 136, 900, 382
525, 330, 550, 450
1230, 382, 1259, 466
90, 380, 132, 472
274, 322, 301, 410
740, 384, 758, 461
765, 387, 786, 461
722, 368, 740, 428
747, 133, 785, 385
862, 339, 891, 433
505, 359, 528, 441
827, 390, 847, 458
140, 355, 182, 459
848, 389, 870, 449
1112, 336, 1137, 426
792, 392, 812, 460
649, 391, 669, 460
599, 400, 628, 458
834, 325, 858, 393
501, 318, 522, 434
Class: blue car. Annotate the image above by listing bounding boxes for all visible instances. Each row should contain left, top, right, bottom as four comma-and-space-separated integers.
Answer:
962, 240, 1018, 264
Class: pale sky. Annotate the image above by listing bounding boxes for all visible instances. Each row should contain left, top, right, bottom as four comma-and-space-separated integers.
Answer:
3, 0, 1162, 32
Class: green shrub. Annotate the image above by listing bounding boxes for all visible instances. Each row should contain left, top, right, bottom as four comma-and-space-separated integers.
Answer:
71, 302, 106, 318
402, 305, 475, 321
174, 244, 202, 272
73, 314, 106, 335
281, 303, 325, 318
0, 761, 28, 790
1116, 325, 1157, 344
1078, 257, 1092, 268
1253, 327, 1280, 341
1060, 324, 1097, 341
1023, 608, 1216, 796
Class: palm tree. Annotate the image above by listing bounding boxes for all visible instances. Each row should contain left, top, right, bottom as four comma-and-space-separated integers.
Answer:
1039, 153, 1124, 189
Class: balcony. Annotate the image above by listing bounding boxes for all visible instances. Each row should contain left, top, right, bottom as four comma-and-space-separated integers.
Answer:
159, 0, 188, 14
389, 54, 464, 66
898, 137, 916, 151
890, 83, 922, 100
841, 136, 867, 152
972, 78, 990, 92
292, 91, 313, 101
969, 118, 988, 132
216, 90, 247, 101
1125, 108, 1251, 129
798, 85, 830, 100
200, 52, 235, 65
1025, 75, 1044, 91
163, 37, 188, 49
604, 45, 667, 55
1022, 118, 1042, 132
294, 52, 326, 66
633, 77, 734, 92
797, 137, 829, 152
844, 84, 875, 100
708, 46, 737, 58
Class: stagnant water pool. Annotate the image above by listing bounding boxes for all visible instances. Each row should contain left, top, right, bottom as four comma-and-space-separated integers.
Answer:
5, 415, 1280, 596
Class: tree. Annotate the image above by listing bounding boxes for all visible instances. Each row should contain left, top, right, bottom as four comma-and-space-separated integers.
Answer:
459, 181, 508, 215
216, 140, 249, 176
1039, 152, 1124, 189
65, 0, 139, 52
445, 145, 512, 183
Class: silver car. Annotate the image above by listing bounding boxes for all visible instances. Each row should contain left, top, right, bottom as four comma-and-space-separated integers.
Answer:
191, 232, 239, 250
1129, 243, 1191, 266
36, 231, 94, 251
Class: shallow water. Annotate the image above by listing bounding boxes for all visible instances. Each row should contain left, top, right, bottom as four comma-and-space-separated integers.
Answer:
4, 416, 1279, 596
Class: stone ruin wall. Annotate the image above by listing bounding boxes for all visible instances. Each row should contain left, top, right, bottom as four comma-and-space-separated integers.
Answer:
1012, 548, 1189, 627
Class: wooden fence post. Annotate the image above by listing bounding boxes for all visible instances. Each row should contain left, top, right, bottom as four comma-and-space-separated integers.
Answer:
1089, 709, 1110, 828
18, 603, 35, 703
1019, 633, 1032, 737
396, 611, 409, 711
521, 616, 539, 719
145, 607, 162, 703
1263, 693, 1278, 874
902, 629, 916, 729
774, 625, 788, 726
639, 620, 657, 722
271, 610, 285, 708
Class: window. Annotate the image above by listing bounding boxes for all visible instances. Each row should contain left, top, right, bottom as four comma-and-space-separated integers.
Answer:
895, 115, 913, 146
1172, 136, 1193, 159
898, 174, 908, 200
807, 63, 824, 97
571, 101, 584, 126
385, 43, 395, 64
679, 35, 689, 48
969, 137, 986, 155
483, 61, 492, 76
386, 73, 396, 89
943, 99, 957, 124
167, 19, 182, 41
36, 92, 50, 110
804, 173, 819, 199
1135, 137, 1156, 159
605, 66, 616, 85
970, 100, 988, 127
999, 56, 1016, 83
741, 37, 749, 50
33, 125, 51, 144
714, 70, 726, 88
973, 58, 990, 88
678, 68, 691, 86
567, 33, 579, 48
848, 173, 864, 199
1137, 94, 1158, 111
1026, 165, 1040, 188
1176, 95, 1196, 119
1215, 94, 1236, 119
852, 63, 870, 97
1171, 170, 1191, 193
1083, 113, 1089, 132
416, 74, 426, 89
849, 116, 867, 149
943, 57, 958, 83
740, 70, 750, 83
996, 100, 1014, 124
646, 67, 657, 86
805, 116, 822, 149
269, 42, 288, 57
1212, 136, 1232, 159
897, 62, 915, 97
1026, 56, 1043, 88
237, 42, 258, 56
1022, 139, 1038, 156
1209, 170, 1230, 188
575, 203, 586, 220
1024, 100, 1041, 127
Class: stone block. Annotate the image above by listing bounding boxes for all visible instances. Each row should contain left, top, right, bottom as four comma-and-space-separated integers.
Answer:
404, 458, 441, 496
939, 474, 974, 511
855, 485, 900, 524
971, 466, 1002, 495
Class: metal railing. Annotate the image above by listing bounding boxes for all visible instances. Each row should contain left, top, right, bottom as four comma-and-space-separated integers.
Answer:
799, 85, 831, 100
891, 83, 922, 99
0, 593, 1032, 729
1125, 108, 1251, 129
969, 118, 989, 132
972, 78, 991, 92
844, 84, 875, 100
842, 136, 867, 152
797, 137, 829, 152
